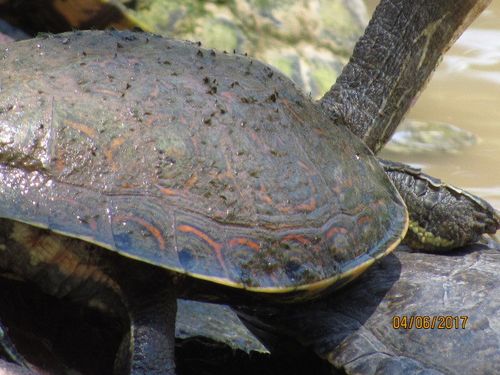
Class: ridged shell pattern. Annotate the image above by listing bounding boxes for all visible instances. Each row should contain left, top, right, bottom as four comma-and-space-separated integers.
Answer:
0, 31, 407, 291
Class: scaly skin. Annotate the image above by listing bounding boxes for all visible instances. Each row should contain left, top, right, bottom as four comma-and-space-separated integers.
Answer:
320, 0, 497, 250
321, 0, 492, 153
381, 160, 499, 250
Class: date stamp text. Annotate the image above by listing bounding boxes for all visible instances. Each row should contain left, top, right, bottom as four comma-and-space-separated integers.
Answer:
392, 315, 469, 329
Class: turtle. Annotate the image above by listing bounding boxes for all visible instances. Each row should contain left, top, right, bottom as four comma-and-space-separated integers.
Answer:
0, 0, 498, 374
0, 0, 367, 100
3, 0, 488, 157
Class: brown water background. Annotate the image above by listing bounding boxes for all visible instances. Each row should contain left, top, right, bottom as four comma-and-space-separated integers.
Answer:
367, 0, 500, 210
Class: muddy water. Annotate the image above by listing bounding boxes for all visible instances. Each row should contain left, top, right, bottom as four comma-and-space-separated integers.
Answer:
366, 0, 500, 210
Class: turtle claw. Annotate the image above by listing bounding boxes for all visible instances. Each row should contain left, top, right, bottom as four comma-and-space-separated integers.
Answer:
493, 209, 500, 231
472, 205, 499, 236
487, 210, 499, 242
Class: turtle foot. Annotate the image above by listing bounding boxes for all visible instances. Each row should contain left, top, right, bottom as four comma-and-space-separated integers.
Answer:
473, 209, 499, 236
381, 159, 499, 251
116, 268, 178, 375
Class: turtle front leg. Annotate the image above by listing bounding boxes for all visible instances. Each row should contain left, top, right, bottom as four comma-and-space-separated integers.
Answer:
380, 159, 499, 251
116, 273, 178, 375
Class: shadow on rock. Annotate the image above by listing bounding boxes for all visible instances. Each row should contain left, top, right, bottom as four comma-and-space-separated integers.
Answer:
237, 252, 401, 358
239, 243, 499, 375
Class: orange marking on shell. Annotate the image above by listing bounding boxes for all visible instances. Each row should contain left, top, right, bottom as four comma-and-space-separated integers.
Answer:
141, 84, 161, 126
358, 215, 372, 226
343, 177, 354, 188
247, 128, 273, 156
312, 127, 327, 137
144, 115, 158, 127
220, 91, 238, 103
114, 214, 166, 250
157, 186, 192, 200
326, 226, 347, 240
177, 224, 228, 275
283, 234, 311, 245
228, 237, 260, 251
296, 197, 317, 212
64, 120, 97, 139
258, 185, 273, 205
158, 187, 180, 197
216, 140, 237, 182
277, 205, 293, 214
185, 174, 198, 189
297, 160, 310, 171
331, 184, 342, 194
120, 182, 138, 189
104, 136, 126, 172
295, 161, 318, 212
55, 146, 66, 174
177, 225, 221, 252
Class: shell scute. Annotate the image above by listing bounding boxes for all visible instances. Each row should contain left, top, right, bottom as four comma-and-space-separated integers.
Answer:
109, 195, 181, 270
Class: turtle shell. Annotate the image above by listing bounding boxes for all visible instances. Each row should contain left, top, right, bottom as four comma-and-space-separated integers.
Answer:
0, 30, 407, 293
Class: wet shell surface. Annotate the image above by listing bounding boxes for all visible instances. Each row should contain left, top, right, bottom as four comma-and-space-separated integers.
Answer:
0, 30, 407, 293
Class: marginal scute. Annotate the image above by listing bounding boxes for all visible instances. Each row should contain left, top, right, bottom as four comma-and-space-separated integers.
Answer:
0, 30, 408, 291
